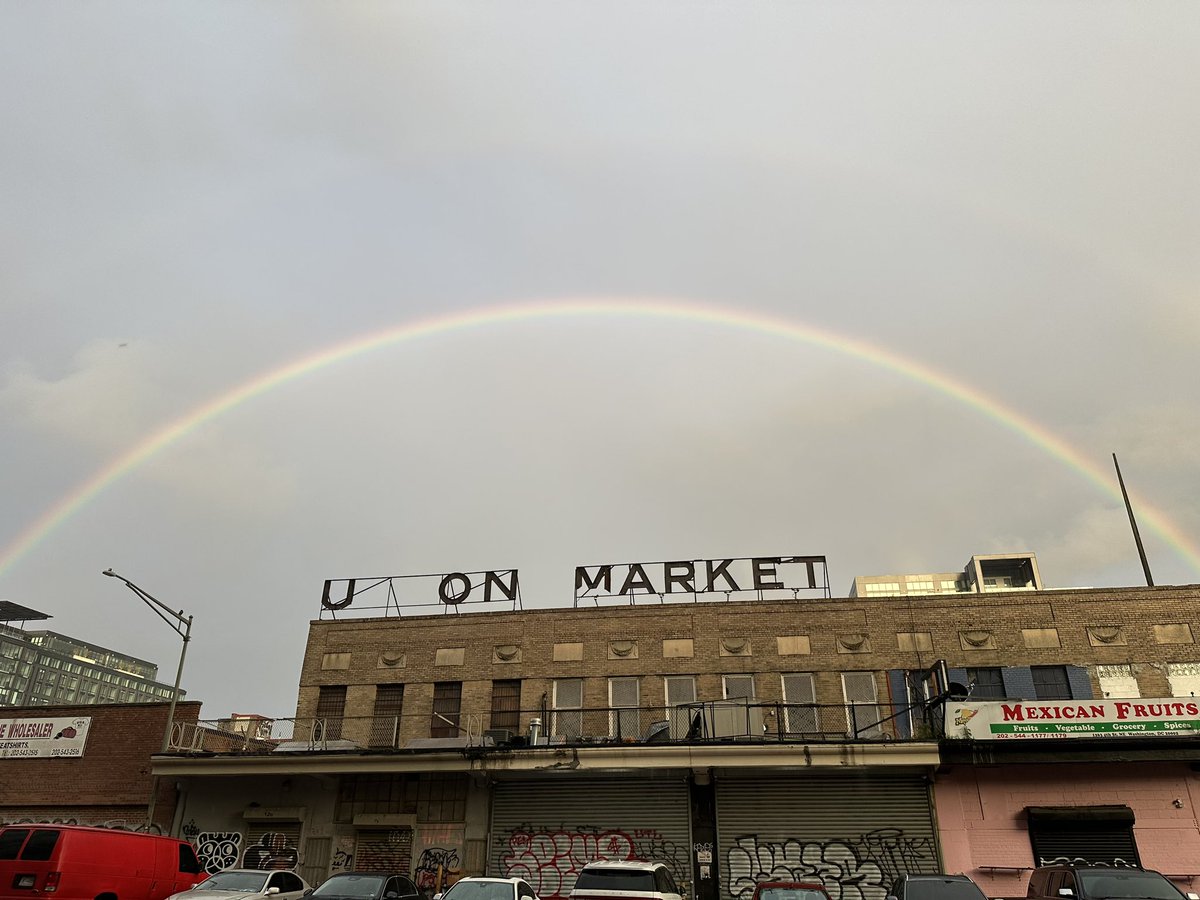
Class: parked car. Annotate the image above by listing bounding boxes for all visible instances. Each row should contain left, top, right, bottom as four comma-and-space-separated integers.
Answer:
888, 875, 988, 900
435, 877, 539, 900
169, 868, 310, 900
1026, 865, 1198, 900
0, 824, 205, 900
568, 861, 683, 900
311, 873, 421, 900
752, 882, 832, 900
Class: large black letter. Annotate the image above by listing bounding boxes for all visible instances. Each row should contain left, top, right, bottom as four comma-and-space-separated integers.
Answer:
575, 565, 613, 594
439, 573, 472, 604
705, 559, 741, 592
619, 563, 656, 595
483, 570, 519, 602
752, 558, 784, 591
663, 561, 696, 593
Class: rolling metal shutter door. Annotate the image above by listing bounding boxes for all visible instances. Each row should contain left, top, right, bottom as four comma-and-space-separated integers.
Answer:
243, 822, 304, 870
716, 774, 939, 900
1027, 807, 1139, 867
491, 779, 691, 900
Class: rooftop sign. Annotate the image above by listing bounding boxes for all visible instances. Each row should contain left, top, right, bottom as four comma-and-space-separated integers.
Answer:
318, 554, 829, 618
947, 699, 1200, 740
573, 556, 829, 606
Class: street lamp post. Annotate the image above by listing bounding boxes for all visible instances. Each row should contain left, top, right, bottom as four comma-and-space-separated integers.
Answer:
102, 568, 193, 830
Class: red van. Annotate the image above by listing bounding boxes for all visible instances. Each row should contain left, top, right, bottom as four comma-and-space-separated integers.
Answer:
0, 825, 205, 900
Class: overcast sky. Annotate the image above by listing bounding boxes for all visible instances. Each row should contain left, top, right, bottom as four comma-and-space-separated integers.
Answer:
2, 3, 1198, 719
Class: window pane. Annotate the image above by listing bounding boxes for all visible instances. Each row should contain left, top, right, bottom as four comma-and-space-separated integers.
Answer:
609, 677, 640, 739
316, 685, 347, 741
431, 682, 462, 738
491, 680, 521, 731
967, 668, 1005, 700
723, 675, 755, 700
842, 672, 882, 737
552, 679, 583, 739
665, 676, 696, 706
782, 673, 817, 733
370, 684, 405, 747
1032, 666, 1071, 700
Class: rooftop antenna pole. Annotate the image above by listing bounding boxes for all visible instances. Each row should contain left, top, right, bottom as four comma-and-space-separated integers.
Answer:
1113, 453, 1154, 587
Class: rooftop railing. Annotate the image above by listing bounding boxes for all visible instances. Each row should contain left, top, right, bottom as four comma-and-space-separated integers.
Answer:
168, 699, 942, 754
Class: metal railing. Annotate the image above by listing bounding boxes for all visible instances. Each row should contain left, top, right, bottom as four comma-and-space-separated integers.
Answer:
168, 700, 942, 754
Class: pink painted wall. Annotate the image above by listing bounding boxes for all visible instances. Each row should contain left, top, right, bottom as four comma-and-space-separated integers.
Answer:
933, 762, 1200, 898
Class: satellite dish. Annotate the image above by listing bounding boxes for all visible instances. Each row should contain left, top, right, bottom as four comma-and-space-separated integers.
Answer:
946, 682, 971, 701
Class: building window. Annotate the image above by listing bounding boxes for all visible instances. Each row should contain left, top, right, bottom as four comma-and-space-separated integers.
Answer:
781, 673, 818, 733
968, 667, 1005, 700
370, 684, 404, 748
431, 681, 462, 738
315, 685, 347, 740
490, 679, 521, 732
1032, 666, 1071, 700
609, 677, 640, 739
664, 676, 697, 739
723, 675, 755, 701
417, 773, 468, 823
552, 678, 583, 740
841, 671, 882, 737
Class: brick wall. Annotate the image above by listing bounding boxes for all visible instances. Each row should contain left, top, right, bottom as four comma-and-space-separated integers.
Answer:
294, 584, 1200, 742
0, 701, 202, 831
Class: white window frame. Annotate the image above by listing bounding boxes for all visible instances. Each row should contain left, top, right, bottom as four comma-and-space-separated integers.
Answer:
551, 678, 583, 739
841, 671, 882, 737
781, 673, 818, 734
723, 674, 756, 701
608, 676, 640, 739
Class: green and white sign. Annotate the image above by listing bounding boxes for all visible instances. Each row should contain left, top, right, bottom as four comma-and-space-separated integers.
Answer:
946, 698, 1200, 740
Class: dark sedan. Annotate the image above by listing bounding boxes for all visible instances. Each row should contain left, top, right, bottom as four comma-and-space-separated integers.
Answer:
310, 873, 421, 900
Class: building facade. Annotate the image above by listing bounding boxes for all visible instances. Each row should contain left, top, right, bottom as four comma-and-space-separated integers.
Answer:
0, 700, 202, 832
148, 573, 1200, 900
1, 601, 182, 707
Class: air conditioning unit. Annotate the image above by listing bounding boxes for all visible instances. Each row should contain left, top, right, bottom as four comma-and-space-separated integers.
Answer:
669, 702, 764, 740
484, 728, 514, 746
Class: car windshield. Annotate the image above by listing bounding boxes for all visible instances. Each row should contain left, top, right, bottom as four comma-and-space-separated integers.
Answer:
760, 890, 829, 900
196, 873, 271, 893
1077, 872, 1184, 900
442, 882, 515, 900
903, 881, 986, 900
573, 871, 657, 893
313, 876, 386, 898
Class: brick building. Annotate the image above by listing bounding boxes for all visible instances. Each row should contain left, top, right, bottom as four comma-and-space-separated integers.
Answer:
152, 559, 1200, 900
0, 700, 202, 832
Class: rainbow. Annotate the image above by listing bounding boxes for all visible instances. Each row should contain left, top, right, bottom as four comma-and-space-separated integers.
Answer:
2, 297, 1197, 579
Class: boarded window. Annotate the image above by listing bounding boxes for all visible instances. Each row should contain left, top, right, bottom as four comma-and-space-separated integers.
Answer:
490, 679, 521, 731
316, 685, 347, 741
1032, 666, 1071, 700
431, 682, 462, 738
968, 668, 1005, 700
370, 684, 405, 747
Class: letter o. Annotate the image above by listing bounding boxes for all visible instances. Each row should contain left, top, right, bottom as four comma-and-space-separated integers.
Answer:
439, 573, 472, 604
